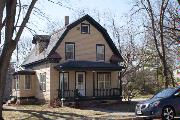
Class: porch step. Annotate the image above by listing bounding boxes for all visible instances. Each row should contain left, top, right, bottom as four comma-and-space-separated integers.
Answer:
6, 97, 16, 105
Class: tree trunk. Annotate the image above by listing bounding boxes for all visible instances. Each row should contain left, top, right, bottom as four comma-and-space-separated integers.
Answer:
0, 41, 16, 119
163, 63, 169, 88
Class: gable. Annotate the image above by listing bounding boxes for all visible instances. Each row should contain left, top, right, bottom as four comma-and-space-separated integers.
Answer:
22, 15, 123, 67
48, 15, 123, 61
55, 20, 115, 62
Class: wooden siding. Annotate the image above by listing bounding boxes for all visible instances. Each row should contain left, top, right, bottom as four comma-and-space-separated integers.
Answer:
12, 75, 36, 98
55, 20, 113, 62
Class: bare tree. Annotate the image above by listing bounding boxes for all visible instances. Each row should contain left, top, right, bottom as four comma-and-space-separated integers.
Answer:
132, 0, 179, 88
0, 0, 38, 119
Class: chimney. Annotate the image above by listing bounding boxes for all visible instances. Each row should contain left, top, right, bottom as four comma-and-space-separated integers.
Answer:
65, 16, 69, 26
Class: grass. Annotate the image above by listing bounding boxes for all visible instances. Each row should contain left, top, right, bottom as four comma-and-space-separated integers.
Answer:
2, 102, 137, 120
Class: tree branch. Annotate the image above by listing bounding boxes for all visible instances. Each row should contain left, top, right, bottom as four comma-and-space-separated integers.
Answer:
14, 0, 38, 42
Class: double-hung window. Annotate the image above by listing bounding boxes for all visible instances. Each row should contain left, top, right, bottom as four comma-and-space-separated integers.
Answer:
96, 44, 105, 61
25, 75, 31, 90
65, 43, 75, 60
15, 75, 19, 90
40, 73, 46, 92
98, 73, 111, 89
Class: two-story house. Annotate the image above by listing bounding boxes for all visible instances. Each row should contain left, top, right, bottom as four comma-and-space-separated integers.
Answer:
12, 15, 124, 105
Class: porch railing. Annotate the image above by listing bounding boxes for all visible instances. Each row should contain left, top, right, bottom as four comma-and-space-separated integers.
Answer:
94, 88, 121, 97
58, 88, 121, 100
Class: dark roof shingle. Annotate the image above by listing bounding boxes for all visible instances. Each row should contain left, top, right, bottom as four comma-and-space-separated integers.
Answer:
55, 61, 124, 71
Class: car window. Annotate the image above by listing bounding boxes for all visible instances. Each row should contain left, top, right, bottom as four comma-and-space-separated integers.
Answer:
153, 88, 177, 98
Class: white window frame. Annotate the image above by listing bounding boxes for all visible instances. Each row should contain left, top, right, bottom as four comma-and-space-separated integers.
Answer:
65, 43, 75, 60
16, 75, 20, 90
40, 73, 46, 92
98, 73, 111, 89
24, 75, 31, 90
81, 24, 90, 34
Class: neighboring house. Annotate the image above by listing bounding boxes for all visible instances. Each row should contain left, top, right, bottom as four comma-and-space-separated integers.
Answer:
12, 15, 124, 105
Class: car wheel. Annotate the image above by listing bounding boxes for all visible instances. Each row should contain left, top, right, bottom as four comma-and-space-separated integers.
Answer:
162, 106, 175, 120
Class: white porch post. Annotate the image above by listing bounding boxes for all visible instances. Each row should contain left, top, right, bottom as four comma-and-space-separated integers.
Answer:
61, 71, 65, 107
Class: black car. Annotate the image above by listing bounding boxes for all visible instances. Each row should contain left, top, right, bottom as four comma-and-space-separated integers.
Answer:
135, 86, 180, 120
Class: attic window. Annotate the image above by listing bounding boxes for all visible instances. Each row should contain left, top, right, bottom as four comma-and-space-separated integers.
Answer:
81, 23, 90, 34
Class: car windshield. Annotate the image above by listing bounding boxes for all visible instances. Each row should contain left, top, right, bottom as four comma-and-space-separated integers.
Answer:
153, 88, 178, 98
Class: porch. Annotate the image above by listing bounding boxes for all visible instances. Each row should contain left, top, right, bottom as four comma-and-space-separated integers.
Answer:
58, 88, 122, 101
55, 61, 124, 102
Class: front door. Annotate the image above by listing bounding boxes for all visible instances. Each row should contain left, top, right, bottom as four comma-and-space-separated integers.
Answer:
76, 72, 85, 96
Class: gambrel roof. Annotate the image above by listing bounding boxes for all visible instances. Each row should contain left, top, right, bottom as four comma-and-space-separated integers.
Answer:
22, 14, 123, 68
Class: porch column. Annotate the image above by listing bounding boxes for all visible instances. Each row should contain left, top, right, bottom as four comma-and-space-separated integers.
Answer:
93, 71, 95, 97
61, 71, 65, 107
119, 71, 122, 96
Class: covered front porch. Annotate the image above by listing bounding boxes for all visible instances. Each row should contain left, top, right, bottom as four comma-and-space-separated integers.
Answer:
55, 61, 124, 102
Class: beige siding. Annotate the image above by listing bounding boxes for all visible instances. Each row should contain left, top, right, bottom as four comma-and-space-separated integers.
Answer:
55, 20, 113, 62
50, 64, 59, 102
12, 75, 36, 97
32, 64, 51, 101
86, 71, 93, 96
111, 71, 119, 88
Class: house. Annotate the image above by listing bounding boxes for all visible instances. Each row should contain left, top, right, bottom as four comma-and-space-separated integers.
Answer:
12, 15, 124, 105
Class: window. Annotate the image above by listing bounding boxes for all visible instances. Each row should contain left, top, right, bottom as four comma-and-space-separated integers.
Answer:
25, 75, 31, 90
81, 23, 90, 34
60, 73, 69, 90
40, 73, 46, 92
15, 75, 19, 90
65, 43, 75, 60
96, 44, 105, 61
98, 73, 111, 89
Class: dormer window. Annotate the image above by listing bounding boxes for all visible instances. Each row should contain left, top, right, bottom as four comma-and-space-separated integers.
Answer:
81, 23, 90, 34
65, 42, 75, 60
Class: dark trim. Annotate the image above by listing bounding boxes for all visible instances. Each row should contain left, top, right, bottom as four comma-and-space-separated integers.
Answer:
16, 96, 36, 100
97, 72, 111, 89
13, 70, 36, 75
75, 71, 76, 90
81, 23, 90, 34
85, 72, 86, 96
55, 61, 124, 71
22, 58, 60, 68
75, 71, 86, 96
93, 71, 95, 96
59, 72, 60, 91
96, 44, 105, 61
65, 42, 75, 60
48, 14, 123, 62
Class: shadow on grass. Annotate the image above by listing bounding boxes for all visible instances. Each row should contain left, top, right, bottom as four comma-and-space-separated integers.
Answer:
79, 101, 138, 113
4, 108, 87, 120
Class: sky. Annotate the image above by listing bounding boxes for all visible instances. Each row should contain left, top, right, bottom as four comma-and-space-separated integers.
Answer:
12, 0, 133, 64
25, 0, 133, 35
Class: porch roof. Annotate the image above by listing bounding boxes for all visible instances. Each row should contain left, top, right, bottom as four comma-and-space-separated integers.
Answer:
55, 61, 124, 71
13, 70, 36, 75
